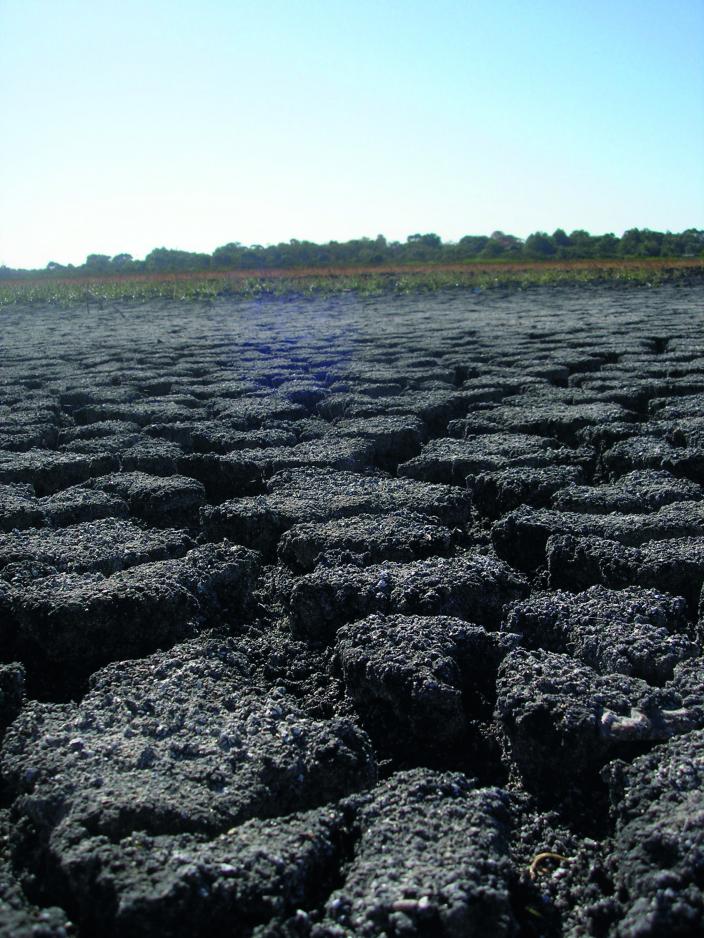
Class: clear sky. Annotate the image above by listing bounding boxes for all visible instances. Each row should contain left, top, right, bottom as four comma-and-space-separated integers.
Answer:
1, 0, 702, 268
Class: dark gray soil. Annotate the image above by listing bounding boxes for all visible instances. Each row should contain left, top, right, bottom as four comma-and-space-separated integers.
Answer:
0, 284, 703, 936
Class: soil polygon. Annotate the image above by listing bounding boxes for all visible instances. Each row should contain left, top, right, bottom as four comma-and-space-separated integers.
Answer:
201, 468, 471, 554
289, 553, 528, 643
278, 511, 457, 571
334, 614, 518, 765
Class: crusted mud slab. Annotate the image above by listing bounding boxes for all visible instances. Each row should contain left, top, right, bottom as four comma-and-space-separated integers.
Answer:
0, 284, 703, 936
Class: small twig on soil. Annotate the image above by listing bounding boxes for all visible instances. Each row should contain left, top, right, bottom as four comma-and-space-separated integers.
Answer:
528, 851, 570, 879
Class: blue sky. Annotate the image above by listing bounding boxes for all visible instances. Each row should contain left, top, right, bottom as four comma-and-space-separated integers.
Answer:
1, 0, 702, 268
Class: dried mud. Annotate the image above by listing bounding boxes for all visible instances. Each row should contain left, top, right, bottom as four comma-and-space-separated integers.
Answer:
0, 284, 703, 937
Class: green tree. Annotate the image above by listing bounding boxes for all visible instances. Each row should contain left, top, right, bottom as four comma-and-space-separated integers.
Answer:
524, 232, 556, 257
594, 234, 618, 257
568, 230, 596, 258
458, 235, 489, 257
212, 243, 244, 268
480, 238, 505, 258
678, 229, 704, 256
85, 253, 111, 273
619, 229, 643, 256
639, 230, 664, 257
145, 248, 211, 272
403, 233, 442, 261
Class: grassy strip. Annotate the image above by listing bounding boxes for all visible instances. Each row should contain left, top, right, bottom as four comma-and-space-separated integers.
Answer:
1, 261, 702, 308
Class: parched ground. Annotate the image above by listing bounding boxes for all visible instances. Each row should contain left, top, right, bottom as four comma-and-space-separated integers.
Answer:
0, 284, 703, 937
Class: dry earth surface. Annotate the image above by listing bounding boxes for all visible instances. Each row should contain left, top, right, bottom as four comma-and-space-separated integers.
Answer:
0, 283, 703, 937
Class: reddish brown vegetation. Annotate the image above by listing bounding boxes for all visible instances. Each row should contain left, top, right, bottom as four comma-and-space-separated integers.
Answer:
3, 257, 702, 288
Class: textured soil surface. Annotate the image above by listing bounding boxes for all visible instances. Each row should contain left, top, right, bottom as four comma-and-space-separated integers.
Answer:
0, 284, 703, 937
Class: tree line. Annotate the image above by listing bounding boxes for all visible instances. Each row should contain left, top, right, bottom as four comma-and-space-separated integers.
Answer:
2, 228, 703, 279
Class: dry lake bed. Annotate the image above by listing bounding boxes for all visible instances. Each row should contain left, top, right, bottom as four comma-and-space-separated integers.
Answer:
1, 283, 703, 937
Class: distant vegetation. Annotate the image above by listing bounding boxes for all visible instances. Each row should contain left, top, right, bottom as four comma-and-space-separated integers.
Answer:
2, 258, 702, 309
2, 228, 703, 279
